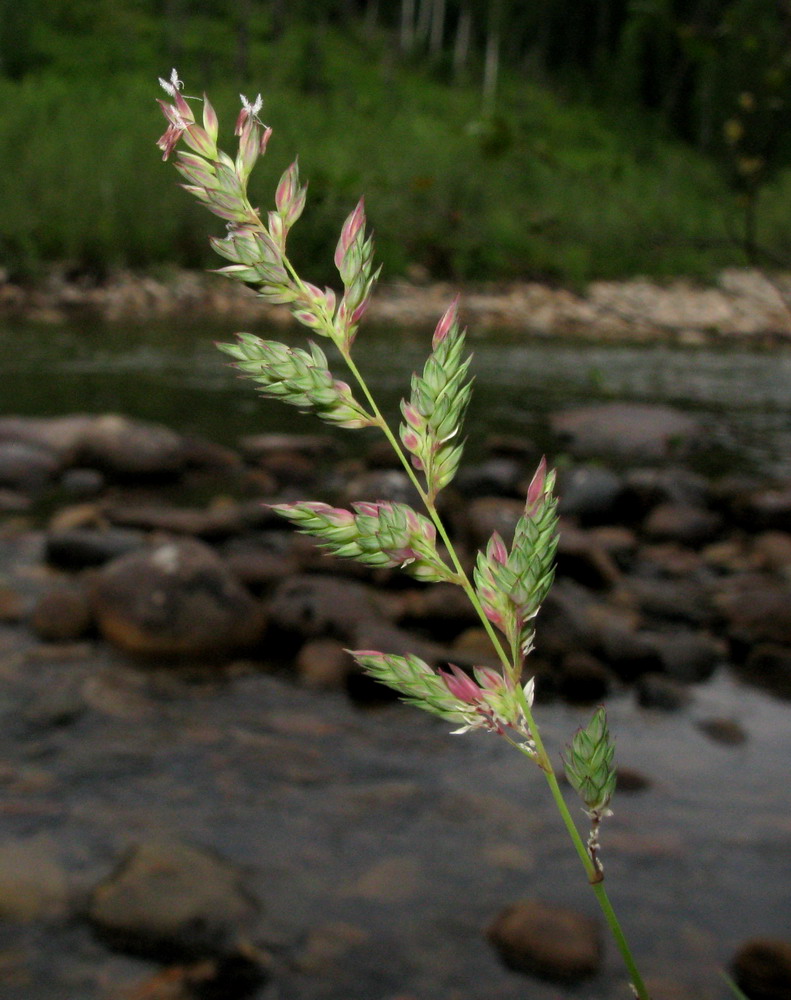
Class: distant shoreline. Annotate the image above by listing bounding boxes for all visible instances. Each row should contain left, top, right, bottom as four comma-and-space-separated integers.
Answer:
3, 267, 791, 345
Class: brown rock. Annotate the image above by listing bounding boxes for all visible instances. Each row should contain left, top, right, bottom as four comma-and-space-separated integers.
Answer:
556, 524, 621, 589
642, 502, 722, 546
696, 717, 747, 745
486, 899, 601, 982
88, 840, 259, 961
79, 414, 187, 478
30, 583, 93, 641
732, 938, 791, 1000
465, 496, 525, 548
550, 403, 702, 462
91, 538, 266, 657
295, 639, 354, 689
0, 441, 61, 492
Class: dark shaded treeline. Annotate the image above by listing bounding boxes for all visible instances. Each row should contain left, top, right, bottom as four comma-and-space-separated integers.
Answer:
2, 1, 791, 282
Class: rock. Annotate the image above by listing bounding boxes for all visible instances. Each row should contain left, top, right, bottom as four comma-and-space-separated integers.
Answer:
396, 583, 481, 635
0, 583, 27, 622
0, 415, 93, 463
732, 938, 791, 1000
0, 835, 70, 921
641, 629, 724, 683
623, 576, 716, 627
556, 524, 621, 589
642, 503, 722, 546
557, 652, 612, 702
340, 469, 422, 508
465, 496, 527, 548
88, 840, 260, 962
752, 531, 791, 576
486, 899, 601, 982
45, 527, 146, 570
58, 467, 106, 498
268, 575, 398, 646
732, 486, 791, 532
623, 467, 711, 515
0, 440, 61, 493
616, 767, 652, 792
557, 464, 625, 524
740, 644, 791, 699
79, 414, 187, 478
598, 626, 663, 681
533, 580, 603, 659
23, 677, 86, 729
30, 582, 93, 641
696, 717, 747, 745
295, 922, 368, 975
456, 457, 525, 498
639, 542, 704, 577
550, 404, 702, 462
295, 639, 354, 689
104, 500, 275, 538
717, 576, 791, 648
636, 673, 689, 711
91, 538, 266, 657
238, 433, 334, 460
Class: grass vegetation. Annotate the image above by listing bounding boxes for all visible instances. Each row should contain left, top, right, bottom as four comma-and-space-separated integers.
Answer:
3, 24, 791, 286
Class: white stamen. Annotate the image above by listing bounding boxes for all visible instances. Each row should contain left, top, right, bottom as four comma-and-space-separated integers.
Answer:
240, 93, 264, 117
158, 68, 184, 98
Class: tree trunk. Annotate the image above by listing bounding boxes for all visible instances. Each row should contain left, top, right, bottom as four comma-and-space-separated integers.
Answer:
416, 0, 432, 46
400, 0, 416, 51
236, 0, 251, 79
429, 0, 446, 55
453, 4, 472, 78
483, 21, 500, 114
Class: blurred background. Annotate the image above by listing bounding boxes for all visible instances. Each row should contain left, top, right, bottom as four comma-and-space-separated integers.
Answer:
2, 5, 791, 1000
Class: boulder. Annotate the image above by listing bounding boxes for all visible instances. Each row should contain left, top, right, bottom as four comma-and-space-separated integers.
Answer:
267, 575, 384, 641
0, 440, 61, 493
91, 538, 266, 656
0, 835, 70, 921
30, 582, 93, 641
88, 840, 260, 962
45, 527, 146, 570
0, 415, 93, 463
732, 938, 791, 1000
641, 503, 722, 546
465, 496, 525, 548
636, 673, 689, 711
295, 638, 355, 689
79, 414, 187, 478
557, 464, 625, 524
641, 629, 724, 683
550, 404, 702, 462
741, 644, 791, 700
486, 899, 601, 982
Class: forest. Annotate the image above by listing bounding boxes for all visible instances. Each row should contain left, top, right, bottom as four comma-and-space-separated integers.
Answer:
1, 0, 791, 283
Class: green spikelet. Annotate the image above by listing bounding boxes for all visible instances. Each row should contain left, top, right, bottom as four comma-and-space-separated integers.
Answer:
563, 707, 617, 815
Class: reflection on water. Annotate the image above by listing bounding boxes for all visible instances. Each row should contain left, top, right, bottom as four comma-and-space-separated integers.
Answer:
4, 319, 791, 477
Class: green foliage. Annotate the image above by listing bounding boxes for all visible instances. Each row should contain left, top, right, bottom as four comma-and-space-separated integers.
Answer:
2, 16, 791, 282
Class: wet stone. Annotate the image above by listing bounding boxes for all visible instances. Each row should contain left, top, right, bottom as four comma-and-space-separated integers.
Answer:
557, 464, 625, 524
295, 638, 354, 689
732, 938, 791, 1000
79, 414, 188, 478
91, 538, 266, 657
741, 644, 791, 700
87, 840, 261, 963
45, 527, 146, 570
0, 835, 70, 921
486, 899, 602, 983
557, 651, 612, 703
464, 496, 525, 548
642, 502, 722, 546
550, 403, 702, 462
696, 717, 747, 745
0, 441, 61, 493
30, 582, 93, 642
641, 629, 724, 683
636, 673, 690, 711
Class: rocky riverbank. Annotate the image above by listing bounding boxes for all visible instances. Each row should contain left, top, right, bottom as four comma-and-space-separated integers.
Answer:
4, 267, 791, 343
2, 408, 791, 999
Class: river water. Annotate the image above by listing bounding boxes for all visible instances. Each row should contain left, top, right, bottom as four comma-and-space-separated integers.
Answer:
4, 319, 791, 477
1, 320, 791, 1000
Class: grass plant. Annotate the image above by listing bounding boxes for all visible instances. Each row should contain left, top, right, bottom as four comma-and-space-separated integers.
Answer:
154, 69, 659, 998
